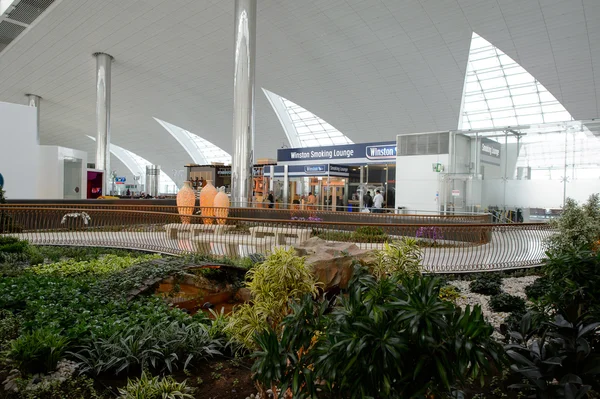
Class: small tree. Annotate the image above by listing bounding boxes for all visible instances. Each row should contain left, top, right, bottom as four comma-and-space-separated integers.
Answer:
546, 194, 600, 254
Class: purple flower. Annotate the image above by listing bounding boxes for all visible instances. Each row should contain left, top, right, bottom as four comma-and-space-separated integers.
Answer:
416, 226, 443, 240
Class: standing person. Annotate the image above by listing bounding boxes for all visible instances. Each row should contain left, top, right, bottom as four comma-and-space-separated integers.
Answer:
363, 191, 373, 210
267, 191, 275, 208
373, 190, 384, 213
307, 192, 317, 209
125, 188, 131, 196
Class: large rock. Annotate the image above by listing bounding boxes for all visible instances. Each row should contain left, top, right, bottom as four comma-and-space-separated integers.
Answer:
294, 237, 376, 290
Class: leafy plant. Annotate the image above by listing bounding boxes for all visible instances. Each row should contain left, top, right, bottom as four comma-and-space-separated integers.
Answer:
253, 267, 502, 398
439, 284, 462, 302
505, 313, 600, 397
118, 372, 194, 399
17, 376, 106, 399
542, 250, 600, 320
524, 276, 551, 301
371, 238, 423, 280
469, 274, 503, 296
225, 248, 319, 349
70, 320, 221, 375
546, 194, 600, 254
29, 254, 161, 277
0, 309, 20, 350
490, 293, 526, 313
8, 328, 69, 374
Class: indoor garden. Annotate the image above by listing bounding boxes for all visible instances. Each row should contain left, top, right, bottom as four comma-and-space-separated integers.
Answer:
0, 195, 599, 398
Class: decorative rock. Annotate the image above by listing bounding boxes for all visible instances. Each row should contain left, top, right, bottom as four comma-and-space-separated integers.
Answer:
235, 287, 253, 302
294, 237, 376, 290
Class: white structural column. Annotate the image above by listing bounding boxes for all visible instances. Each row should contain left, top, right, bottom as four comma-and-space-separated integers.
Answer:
25, 94, 41, 144
283, 165, 289, 207
93, 52, 113, 195
231, 0, 257, 206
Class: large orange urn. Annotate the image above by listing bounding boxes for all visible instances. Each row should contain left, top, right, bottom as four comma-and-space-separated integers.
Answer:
176, 181, 196, 224
214, 187, 230, 225
200, 180, 218, 224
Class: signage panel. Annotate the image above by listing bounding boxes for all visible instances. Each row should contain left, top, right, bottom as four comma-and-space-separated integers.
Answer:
304, 165, 327, 174
480, 138, 502, 166
115, 177, 126, 183
277, 141, 396, 163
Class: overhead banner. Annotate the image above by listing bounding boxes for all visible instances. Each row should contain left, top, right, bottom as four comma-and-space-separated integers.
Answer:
480, 138, 501, 166
277, 141, 396, 164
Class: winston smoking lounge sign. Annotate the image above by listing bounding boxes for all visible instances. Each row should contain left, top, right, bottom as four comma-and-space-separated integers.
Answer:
277, 141, 396, 163
480, 138, 501, 165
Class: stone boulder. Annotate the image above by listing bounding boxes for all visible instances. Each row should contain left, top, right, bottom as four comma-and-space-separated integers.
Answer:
294, 237, 376, 290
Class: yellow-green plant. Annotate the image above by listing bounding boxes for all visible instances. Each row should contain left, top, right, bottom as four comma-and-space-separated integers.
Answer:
371, 238, 423, 280
225, 247, 319, 349
29, 254, 160, 277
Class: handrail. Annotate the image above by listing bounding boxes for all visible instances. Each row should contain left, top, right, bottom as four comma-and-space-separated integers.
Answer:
0, 205, 554, 273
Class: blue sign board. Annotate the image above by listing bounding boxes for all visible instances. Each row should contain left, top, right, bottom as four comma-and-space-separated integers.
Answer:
0, 173, 4, 187
304, 165, 326, 174
115, 177, 126, 183
277, 141, 396, 163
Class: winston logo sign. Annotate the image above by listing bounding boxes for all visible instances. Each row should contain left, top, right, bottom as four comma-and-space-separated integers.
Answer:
366, 144, 396, 159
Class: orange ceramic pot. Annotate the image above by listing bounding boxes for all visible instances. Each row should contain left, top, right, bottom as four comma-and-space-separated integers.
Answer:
214, 187, 230, 225
200, 180, 218, 224
176, 181, 196, 224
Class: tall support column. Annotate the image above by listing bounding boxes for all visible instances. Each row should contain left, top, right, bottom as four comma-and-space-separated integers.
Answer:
283, 165, 289, 208
93, 52, 113, 195
231, 0, 257, 207
26, 94, 41, 144
359, 166, 364, 209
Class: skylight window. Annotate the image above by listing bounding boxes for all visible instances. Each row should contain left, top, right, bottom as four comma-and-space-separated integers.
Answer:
154, 118, 231, 165
263, 89, 353, 148
459, 33, 572, 130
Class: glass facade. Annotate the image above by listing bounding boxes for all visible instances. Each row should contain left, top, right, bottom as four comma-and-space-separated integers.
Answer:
154, 118, 231, 165
460, 33, 572, 130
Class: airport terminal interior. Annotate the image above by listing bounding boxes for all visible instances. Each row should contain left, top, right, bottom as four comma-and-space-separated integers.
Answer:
1, 1, 600, 398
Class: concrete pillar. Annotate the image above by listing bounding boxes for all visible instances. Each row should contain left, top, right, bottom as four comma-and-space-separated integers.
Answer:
231, 0, 257, 207
25, 94, 41, 144
93, 52, 113, 195
283, 165, 289, 208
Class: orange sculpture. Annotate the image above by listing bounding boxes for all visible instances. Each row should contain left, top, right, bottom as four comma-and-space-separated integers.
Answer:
176, 181, 196, 224
214, 187, 230, 225
200, 180, 218, 224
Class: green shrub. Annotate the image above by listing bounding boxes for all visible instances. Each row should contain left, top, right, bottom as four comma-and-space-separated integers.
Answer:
29, 254, 161, 277
118, 372, 194, 399
353, 225, 389, 243
506, 313, 600, 397
18, 376, 105, 399
371, 238, 423, 280
546, 194, 600, 254
0, 309, 20, 350
70, 320, 221, 375
225, 247, 319, 349
542, 249, 600, 320
524, 276, 550, 300
489, 293, 526, 313
469, 274, 502, 296
253, 267, 502, 398
8, 328, 69, 374
439, 284, 462, 302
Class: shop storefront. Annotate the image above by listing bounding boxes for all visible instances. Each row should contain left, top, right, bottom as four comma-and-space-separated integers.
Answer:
275, 141, 397, 211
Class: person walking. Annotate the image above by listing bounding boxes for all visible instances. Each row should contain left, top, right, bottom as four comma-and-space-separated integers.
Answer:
267, 191, 275, 208
363, 191, 373, 211
307, 192, 317, 209
373, 190, 384, 213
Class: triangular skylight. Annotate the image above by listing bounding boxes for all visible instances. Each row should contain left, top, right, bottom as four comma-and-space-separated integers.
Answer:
154, 118, 231, 165
263, 88, 353, 148
459, 32, 572, 130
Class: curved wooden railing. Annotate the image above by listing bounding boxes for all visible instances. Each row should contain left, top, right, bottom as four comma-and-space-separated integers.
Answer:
0, 205, 554, 273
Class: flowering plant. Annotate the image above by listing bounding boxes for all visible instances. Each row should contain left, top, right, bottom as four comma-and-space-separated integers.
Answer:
415, 226, 443, 241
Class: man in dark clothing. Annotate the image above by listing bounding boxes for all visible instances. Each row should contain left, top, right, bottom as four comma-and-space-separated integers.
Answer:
363, 191, 373, 209
267, 191, 275, 208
